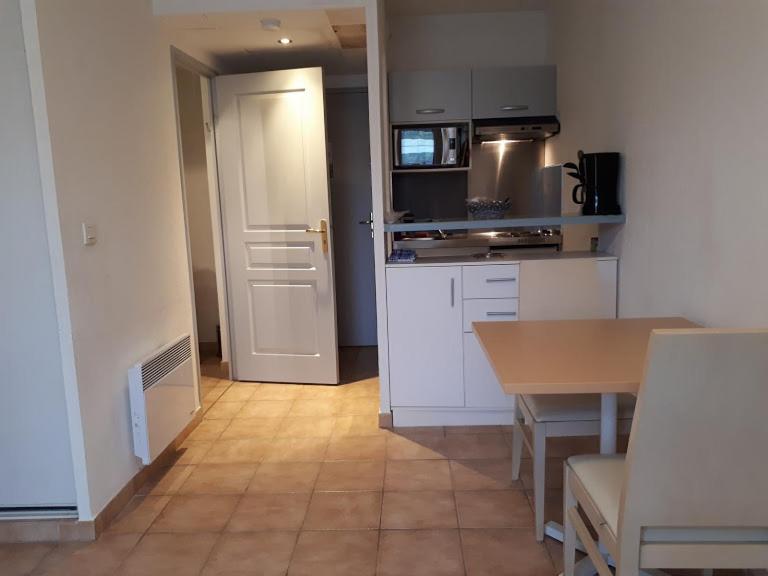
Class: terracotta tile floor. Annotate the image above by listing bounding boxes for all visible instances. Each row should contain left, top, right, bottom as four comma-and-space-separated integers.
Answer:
4, 348, 761, 575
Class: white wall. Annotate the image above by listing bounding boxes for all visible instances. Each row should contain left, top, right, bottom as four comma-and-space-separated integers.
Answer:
29, 0, 195, 519
548, 0, 768, 326
387, 10, 550, 71
176, 67, 219, 346
0, 0, 76, 509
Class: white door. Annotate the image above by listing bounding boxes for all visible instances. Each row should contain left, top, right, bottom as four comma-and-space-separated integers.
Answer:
215, 68, 338, 384
386, 266, 464, 407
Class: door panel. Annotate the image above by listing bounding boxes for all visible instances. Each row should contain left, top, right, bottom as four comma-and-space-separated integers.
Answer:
240, 91, 309, 226
215, 68, 338, 383
248, 282, 319, 355
246, 242, 314, 269
386, 266, 464, 407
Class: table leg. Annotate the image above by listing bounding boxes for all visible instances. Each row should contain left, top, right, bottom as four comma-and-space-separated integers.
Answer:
600, 393, 618, 455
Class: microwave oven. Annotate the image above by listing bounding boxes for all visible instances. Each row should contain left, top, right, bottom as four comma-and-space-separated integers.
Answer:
392, 124, 468, 169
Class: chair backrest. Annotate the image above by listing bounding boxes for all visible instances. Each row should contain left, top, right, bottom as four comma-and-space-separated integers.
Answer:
619, 329, 768, 535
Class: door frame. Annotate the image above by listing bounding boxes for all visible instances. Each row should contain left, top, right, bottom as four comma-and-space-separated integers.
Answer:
170, 47, 232, 384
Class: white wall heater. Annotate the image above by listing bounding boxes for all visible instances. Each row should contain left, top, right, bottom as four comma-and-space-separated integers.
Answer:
129, 334, 197, 465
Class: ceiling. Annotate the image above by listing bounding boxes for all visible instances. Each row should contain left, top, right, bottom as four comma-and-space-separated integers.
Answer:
160, 9, 366, 75
386, 0, 550, 17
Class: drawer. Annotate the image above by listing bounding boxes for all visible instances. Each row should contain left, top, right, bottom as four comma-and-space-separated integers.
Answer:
463, 298, 518, 332
462, 265, 520, 299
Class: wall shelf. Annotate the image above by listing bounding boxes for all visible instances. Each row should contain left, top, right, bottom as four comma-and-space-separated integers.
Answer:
383, 214, 626, 232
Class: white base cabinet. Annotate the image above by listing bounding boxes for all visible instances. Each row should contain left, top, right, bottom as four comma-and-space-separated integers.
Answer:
386, 266, 464, 408
385, 255, 618, 426
463, 333, 515, 409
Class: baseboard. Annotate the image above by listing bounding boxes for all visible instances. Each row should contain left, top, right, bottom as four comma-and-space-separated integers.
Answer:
392, 407, 515, 427
0, 517, 95, 543
0, 410, 203, 543
378, 411, 393, 429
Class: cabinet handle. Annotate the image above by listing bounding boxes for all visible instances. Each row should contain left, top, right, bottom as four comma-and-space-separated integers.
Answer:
500, 104, 529, 111
486, 311, 517, 317
450, 278, 455, 307
416, 108, 445, 115
485, 277, 517, 283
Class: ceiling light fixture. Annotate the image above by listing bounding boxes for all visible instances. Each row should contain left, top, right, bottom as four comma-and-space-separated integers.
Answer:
277, 37, 293, 45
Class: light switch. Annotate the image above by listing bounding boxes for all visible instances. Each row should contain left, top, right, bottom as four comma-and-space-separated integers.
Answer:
82, 223, 97, 246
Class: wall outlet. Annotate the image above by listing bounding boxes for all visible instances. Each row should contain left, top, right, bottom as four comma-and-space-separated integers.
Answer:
82, 223, 97, 246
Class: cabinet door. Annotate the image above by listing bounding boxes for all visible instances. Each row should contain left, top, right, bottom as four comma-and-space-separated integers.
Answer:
389, 70, 472, 123
386, 266, 464, 407
472, 66, 556, 119
518, 258, 617, 321
464, 333, 515, 409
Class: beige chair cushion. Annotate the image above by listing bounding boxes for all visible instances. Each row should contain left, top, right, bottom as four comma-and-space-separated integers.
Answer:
522, 394, 635, 423
567, 454, 625, 536
568, 455, 768, 544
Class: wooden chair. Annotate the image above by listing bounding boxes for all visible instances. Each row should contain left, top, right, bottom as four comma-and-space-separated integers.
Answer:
564, 329, 768, 575
511, 393, 635, 541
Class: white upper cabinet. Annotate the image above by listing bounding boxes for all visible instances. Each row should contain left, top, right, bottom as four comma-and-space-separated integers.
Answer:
472, 66, 557, 119
389, 69, 472, 123
386, 265, 465, 407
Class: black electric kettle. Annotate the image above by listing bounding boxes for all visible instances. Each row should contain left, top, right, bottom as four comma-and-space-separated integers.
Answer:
564, 151, 621, 215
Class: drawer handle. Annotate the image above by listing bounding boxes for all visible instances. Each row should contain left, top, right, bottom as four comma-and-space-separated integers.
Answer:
485, 277, 517, 283
450, 277, 455, 308
416, 108, 445, 115
486, 311, 517, 317
500, 104, 529, 111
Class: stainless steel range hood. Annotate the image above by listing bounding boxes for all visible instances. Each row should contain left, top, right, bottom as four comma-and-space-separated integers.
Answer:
473, 116, 560, 142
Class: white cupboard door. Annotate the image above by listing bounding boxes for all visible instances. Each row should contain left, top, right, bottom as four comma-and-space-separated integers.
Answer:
472, 66, 556, 119
215, 68, 338, 384
388, 70, 472, 123
464, 333, 515, 409
518, 258, 618, 321
386, 266, 464, 407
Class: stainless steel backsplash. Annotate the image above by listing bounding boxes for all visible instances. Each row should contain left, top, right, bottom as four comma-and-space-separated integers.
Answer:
469, 140, 561, 217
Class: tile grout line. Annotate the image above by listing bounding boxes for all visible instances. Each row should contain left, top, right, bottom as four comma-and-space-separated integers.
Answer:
447, 453, 470, 576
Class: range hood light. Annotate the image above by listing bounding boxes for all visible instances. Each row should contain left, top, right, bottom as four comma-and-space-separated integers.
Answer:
480, 138, 535, 145
277, 37, 293, 45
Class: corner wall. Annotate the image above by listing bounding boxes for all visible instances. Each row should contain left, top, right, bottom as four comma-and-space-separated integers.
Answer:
28, 0, 195, 519
548, 0, 768, 326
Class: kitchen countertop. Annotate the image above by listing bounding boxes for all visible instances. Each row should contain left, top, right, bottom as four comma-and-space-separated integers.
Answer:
385, 250, 617, 268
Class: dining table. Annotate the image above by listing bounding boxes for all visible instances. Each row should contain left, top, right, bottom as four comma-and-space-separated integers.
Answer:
473, 317, 699, 575
473, 316, 699, 455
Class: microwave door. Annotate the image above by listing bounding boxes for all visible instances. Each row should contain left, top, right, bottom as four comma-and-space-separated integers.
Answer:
440, 127, 458, 166
398, 128, 438, 168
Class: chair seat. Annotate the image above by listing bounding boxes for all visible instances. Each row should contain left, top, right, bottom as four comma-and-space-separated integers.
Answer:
567, 454, 625, 536
567, 455, 768, 544
522, 394, 636, 423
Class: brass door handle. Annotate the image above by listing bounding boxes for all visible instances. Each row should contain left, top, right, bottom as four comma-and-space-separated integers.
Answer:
305, 219, 329, 254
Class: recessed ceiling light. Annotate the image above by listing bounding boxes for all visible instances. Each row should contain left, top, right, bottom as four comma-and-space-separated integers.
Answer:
277, 37, 292, 45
